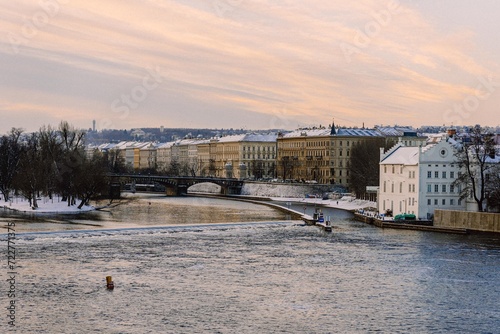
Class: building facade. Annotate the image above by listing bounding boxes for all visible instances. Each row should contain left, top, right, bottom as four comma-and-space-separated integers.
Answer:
378, 136, 466, 219
277, 122, 383, 188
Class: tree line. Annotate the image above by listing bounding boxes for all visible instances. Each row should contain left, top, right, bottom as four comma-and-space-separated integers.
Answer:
0, 122, 109, 209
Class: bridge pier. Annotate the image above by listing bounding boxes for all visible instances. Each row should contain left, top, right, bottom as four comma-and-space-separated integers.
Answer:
165, 188, 177, 196
165, 185, 188, 196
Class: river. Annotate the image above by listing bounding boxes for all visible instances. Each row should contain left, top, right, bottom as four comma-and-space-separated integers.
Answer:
1, 194, 499, 333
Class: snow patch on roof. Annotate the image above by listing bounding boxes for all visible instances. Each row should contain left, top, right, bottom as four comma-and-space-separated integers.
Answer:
381, 146, 419, 165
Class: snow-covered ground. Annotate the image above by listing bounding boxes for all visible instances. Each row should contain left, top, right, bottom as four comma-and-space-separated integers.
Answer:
1, 196, 95, 214
270, 196, 375, 212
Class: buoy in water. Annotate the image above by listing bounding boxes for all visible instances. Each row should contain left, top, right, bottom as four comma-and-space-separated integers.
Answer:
106, 276, 114, 290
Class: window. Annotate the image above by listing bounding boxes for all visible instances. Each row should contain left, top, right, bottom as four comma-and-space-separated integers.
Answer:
399, 183, 402, 193
450, 171, 455, 178
434, 184, 439, 192
450, 184, 454, 193
434, 199, 438, 205
384, 166, 387, 173
383, 181, 386, 192
391, 183, 394, 193
442, 199, 446, 205
450, 199, 455, 205
458, 199, 462, 205
435, 171, 439, 178
442, 184, 446, 193
427, 171, 432, 178
442, 171, 447, 178
427, 184, 431, 193
408, 184, 411, 192
427, 199, 431, 205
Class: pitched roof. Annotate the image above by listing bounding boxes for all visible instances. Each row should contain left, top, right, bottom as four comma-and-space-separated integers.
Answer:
380, 146, 419, 165
217, 133, 277, 143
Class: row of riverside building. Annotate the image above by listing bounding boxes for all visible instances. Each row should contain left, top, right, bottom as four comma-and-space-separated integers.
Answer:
87, 120, 499, 220
86, 120, 425, 190
378, 129, 500, 219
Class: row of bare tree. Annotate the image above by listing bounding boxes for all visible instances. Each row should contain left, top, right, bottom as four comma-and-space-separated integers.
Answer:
0, 122, 108, 209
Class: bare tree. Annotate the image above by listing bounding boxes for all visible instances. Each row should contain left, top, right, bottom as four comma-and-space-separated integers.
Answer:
280, 156, 299, 180
208, 159, 216, 177
349, 138, 392, 198
453, 125, 498, 212
14, 133, 43, 208
103, 149, 128, 173
55, 121, 86, 205
74, 152, 108, 209
250, 159, 264, 179
486, 164, 500, 212
38, 125, 61, 199
0, 128, 23, 202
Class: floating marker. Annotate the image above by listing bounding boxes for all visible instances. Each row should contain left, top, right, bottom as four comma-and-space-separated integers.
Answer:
106, 276, 114, 290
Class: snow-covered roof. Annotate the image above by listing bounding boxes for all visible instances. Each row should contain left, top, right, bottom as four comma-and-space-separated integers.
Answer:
217, 133, 277, 143
375, 126, 419, 137
336, 128, 382, 137
381, 146, 419, 165
157, 141, 175, 149
282, 128, 381, 138
282, 128, 330, 138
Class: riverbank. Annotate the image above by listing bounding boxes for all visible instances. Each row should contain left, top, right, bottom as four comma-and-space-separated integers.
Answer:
1, 196, 96, 214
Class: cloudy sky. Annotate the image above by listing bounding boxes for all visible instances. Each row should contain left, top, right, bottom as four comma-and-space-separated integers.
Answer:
1, 0, 500, 133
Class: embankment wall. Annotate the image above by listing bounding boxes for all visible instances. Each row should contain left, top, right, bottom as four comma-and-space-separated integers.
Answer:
240, 182, 337, 198
434, 209, 500, 233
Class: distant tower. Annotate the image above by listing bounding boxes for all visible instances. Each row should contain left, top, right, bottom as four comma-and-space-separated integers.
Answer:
330, 118, 336, 135
92, 120, 96, 132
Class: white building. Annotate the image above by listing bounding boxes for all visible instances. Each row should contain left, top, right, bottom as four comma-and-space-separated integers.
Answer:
379, 136, 466, 219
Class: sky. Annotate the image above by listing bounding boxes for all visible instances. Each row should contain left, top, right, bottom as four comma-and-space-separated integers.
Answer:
1, 0, 500, 134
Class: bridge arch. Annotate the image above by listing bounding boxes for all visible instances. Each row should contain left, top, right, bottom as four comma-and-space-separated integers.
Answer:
187, 182, 222, 194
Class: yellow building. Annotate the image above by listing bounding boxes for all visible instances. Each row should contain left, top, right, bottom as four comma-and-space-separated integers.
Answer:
202, 134, 277, 179
277, 122, 384, 188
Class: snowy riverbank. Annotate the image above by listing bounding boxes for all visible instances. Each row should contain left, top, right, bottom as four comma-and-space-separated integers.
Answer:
1, 196, 96, 214
190, 181, 376, 212
271, 196, 375, 212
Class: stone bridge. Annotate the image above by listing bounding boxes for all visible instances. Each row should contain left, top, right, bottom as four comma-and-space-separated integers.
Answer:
109, 174, 244, 196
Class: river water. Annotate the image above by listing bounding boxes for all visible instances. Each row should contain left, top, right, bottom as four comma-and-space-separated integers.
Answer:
1, 194, 499, 333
